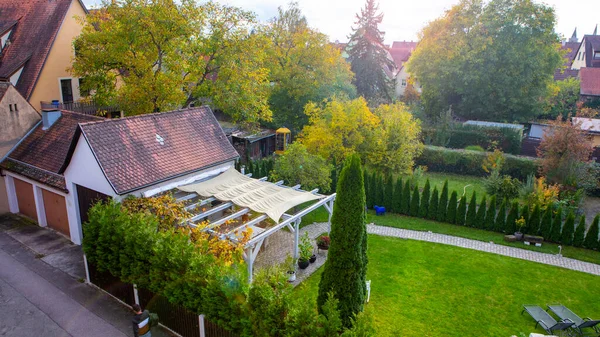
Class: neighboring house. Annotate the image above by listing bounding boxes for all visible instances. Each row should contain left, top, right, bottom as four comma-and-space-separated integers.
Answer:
571, 33, 600, 70
554, 29, 580, 81
579, 67, 600, 101
0, 81, 41, 213
529, 118, 600, 147
388, 41, 421, 97
0, 0, 88, 111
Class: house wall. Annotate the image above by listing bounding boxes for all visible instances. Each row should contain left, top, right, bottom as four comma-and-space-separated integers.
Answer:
0, 176, 9, 214
395, 67, 422, 97
572, 40, 586, 70
0, 86, 41, 158
28, 0, 86, 110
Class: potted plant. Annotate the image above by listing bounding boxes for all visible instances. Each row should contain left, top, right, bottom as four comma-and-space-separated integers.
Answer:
298, 232, 313, 269
316, 234, 330, 250
285, 256, 296, 282
514, 217, 526, 241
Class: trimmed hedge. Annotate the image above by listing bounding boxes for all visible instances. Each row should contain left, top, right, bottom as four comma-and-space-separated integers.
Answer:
416, 146, 539, 181
422, 123, 523, 154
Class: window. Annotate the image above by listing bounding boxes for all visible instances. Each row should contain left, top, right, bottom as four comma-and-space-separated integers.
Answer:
14, 103, 17, 111
595, 51, 600, 60
578, 52, 581, 60
401, 79, 407, 86
60, 79, 74, 103
9, 104, 12, 112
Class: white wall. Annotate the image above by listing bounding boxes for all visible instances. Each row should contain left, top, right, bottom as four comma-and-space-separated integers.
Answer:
9, 67, 23, 86
572, 41, 586, 70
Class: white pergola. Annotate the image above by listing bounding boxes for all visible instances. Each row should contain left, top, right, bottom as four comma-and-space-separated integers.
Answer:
173, 171, 336, 283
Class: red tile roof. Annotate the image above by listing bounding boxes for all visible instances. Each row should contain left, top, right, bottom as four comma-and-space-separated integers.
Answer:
580, 67, 600, 96
0, 0, 84, 99
388, 41, 418, 70
76, 107, 239, 195
391, 41, 417, 49
554, 68, 579, 81
1, 111, 102, 191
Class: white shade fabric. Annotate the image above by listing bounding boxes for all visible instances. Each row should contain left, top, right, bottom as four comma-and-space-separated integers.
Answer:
179, 167, 322, 222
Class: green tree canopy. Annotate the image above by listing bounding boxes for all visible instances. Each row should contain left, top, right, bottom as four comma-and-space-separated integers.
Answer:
407, 0, 562, 122
271, 142, 333, 193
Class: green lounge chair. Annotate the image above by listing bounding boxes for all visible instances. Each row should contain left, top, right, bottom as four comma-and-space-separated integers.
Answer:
547, 304, 600, 336
522, 305, 575, 335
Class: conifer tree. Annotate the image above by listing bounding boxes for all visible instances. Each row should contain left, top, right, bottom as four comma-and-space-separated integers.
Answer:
437, 180, 449, 222
409, 183, 420, 216
494, 198, 507, 232
475, 195, 487, 229
377, 174, 385, 207
318, 154, 367, 327
539, 207, 553, 239
549, 208, 563, 242
505, 201, 520, 234
573, 215, 586, 248
364, 170, 371, 209
485, 195, 497, 230
466, 192, 477, 227
446, 191, 458, 224
419, 179, 431, 218
428, 187, 439, 220
520, 205, 530, 234
456, 195, 467, 226
247, 161, 254, 176
561, 211, 575, 245
369, 172, 377, 208
401, 180, 411, 215
392, 177, 403, 214
528, 204, 542, 236
583, 214, 599, 250
383, 175, 394, 211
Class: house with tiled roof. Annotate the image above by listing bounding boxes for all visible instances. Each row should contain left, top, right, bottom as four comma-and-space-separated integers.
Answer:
0, 0, 88, 111
388, 41, 421, 97
2, 106, 239, 244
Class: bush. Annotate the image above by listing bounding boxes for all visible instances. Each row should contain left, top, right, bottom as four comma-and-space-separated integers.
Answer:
475, 195, 487, 229
466, 192, 477, 227
520, 205, 530, 234
392, 178, 403, 213
419, 179, 431, 218
528, 204, 541, 236
549, 208, 563, 243
401, 180, 411, 215
506, 201, 520, 234
376, 174, 384, 206
428, 187, 439, 220
446, 191, 458, 224
494, 199, 507, 232
573, 216, 586, 247
561, 211, 575, 245
456, 195, 467, 226
422, 123, 523, 154
539, 208, 553, 239
464, 145, 485, 152
384, 175, 394, 211
409, 184, 420, 217
485, 195, 497, 230
483, 172, 521, 201
416, 146, 539, 180
437, 180, 449, 222
583, 215, 599, 250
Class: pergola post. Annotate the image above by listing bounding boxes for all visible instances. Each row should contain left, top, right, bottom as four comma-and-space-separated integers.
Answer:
244, 246, 254, 283
293, 219, 301, 260
325, 198, 334, 232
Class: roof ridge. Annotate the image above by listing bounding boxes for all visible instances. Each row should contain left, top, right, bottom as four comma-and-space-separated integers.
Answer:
78, 106, 209, 127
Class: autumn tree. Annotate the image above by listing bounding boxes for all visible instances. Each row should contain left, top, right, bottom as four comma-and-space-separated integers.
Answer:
346, 0, 395, 104
72, 0, 271, 123
261, 3, 356, 133
537, 115, 594, 187
542, 78, 581, 119
407, 0, 562, 121
271, 142, 333, 193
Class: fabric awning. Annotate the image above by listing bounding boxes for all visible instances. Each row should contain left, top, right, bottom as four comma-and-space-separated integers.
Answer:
178, 167, 322, 222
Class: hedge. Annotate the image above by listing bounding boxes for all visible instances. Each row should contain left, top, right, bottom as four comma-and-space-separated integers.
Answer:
415, 146, 539, 180
422, 123, 523, 154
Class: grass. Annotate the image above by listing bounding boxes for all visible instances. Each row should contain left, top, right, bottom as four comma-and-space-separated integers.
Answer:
408, 172, 486, 202
367, 211, 600, 265
298, 235, 600, 336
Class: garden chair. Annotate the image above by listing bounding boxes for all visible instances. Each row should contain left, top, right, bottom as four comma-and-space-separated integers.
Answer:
547, 304, 600, 336
522, 305, 576, 335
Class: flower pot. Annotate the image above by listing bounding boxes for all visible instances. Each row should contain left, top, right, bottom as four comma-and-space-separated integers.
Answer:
309, 254, 317, 263
317, 244, 329, 250
298, 259, 310, 269
514, 232, 524, 241
287, 271, 296, 282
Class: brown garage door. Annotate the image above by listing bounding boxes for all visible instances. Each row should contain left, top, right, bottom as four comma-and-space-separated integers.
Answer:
42, 189, 70, 238
13, 178, 37, 221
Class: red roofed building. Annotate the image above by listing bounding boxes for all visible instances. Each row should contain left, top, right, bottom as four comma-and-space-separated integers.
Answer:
388, 41, 421, 97
579, 67, 600, 99
0, 0, 88, 111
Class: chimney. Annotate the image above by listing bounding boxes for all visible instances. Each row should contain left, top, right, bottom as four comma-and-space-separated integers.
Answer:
42, 110, 61, 130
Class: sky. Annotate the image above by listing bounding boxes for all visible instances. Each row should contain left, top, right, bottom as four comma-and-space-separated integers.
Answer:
82, 0, 600, 45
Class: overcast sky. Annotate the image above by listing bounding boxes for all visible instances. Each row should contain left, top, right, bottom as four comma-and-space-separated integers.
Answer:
82, 0, 600, 44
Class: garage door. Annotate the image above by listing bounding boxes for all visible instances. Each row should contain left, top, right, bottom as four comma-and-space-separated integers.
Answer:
42, 189, 70, 238
13, 178, 37, 221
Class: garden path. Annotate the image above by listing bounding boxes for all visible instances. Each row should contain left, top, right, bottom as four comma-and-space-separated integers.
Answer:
297, 222, 600, 278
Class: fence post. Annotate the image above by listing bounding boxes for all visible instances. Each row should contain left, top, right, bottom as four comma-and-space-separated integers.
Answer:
133, 284, 140, 305
199, 314, 206, 337
83, 253, 91, 284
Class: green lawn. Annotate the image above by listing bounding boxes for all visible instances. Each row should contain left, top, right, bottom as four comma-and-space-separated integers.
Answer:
299, 235, 600, 336
407, 172, 486, 202
367, 212, 600, 265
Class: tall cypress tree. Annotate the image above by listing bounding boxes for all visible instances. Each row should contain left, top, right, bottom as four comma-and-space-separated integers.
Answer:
549, 208, 563, 243
363, 170, 371, 209
446, 191, 458, 224
437, 180, 449, 222
528, 204, 542, 236
376, 174, 385, 207
494, 198, 507, 232
419, 179, 431, 218
573, 215, 586, 248
428, 187, 439, 220
392, 177, 403, 214
401, 180, 411, 215
583, 214, 599, 250
475, 195, 487, 229
520, 205, 530, 234
466, 192, 477, 227
506, 201, 520, 234
456, 195, 467, 226
346, 0, 395, 103
539, 207, 553, 239
409, 183, 420, 216
561, 211, 575, 245
369, 172, 377, 208
485, 195, 497, 230
383, 175, 394, 211
318, 155, 367, 327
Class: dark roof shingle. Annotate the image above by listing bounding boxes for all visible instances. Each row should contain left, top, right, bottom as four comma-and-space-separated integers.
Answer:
0, 0, 75, 99
580, 67, 600, 96
79, 107, 239, 194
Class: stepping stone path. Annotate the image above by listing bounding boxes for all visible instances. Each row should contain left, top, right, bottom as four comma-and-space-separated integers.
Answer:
294, 222, 600, 284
